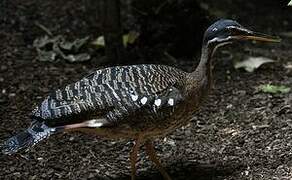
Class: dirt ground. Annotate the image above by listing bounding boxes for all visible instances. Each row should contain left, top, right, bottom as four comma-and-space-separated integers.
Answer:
0, 0, 292, 179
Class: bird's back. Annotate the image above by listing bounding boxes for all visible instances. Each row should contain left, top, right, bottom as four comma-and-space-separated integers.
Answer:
31, 64, 189, 135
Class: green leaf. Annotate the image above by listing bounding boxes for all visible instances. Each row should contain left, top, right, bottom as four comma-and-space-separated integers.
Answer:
288, 0, 292, 6
259, 84, 291, 94
92, 31, 139, 48
123, 31, 140, 47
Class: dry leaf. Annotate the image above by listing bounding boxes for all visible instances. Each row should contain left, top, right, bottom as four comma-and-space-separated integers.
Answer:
234, 57, 275, 72
284, 62, 292, 70
34, 35, 90, 62
91, 36, 105, 48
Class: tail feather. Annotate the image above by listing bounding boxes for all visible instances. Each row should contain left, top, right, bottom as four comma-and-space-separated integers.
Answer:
1, 121, 57, 155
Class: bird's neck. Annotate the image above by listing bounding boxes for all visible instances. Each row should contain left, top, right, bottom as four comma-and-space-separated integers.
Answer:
184, 43, 216, 106
191, 43, 216, 87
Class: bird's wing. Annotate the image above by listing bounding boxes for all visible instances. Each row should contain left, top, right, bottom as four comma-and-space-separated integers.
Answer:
31, 64, 186, 127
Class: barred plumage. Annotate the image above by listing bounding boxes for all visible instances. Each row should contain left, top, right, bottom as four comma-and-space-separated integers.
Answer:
31, 64, 186, 129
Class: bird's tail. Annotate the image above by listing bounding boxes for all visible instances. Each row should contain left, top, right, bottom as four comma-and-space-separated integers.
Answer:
1, 121, 59, 155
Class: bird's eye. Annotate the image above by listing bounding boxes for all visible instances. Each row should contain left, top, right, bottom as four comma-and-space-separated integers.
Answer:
212, 27, 218, 32
227, 26, 240, 35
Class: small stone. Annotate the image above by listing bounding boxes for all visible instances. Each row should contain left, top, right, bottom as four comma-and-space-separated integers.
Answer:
226, 104, 233, 109
9, 93, 16, 97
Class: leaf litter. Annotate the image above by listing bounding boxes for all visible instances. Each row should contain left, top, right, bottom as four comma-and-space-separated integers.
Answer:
33, 35, 90, 63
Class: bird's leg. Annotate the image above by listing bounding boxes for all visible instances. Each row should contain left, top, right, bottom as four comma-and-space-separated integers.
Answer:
145, 140, 172, 180
130, 138, 142, 180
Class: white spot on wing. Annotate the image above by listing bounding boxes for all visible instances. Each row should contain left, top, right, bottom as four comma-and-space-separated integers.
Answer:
212, 27, 218, 31
131, 94, 138, 101
141, 97, 147, 105
86, 119, 104, 127
154, 99, 161, 106
168, 98, 174, 106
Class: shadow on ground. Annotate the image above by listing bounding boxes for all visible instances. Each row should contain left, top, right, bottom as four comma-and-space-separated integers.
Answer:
115, 161, 244, 180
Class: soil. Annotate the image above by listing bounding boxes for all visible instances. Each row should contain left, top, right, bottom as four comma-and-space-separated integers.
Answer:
0, 0, 292, 179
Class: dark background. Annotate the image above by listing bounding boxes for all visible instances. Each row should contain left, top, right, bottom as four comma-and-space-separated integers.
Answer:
0, 0, 291, 179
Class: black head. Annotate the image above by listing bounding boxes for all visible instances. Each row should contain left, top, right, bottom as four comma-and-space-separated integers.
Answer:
203, 19, 280, 46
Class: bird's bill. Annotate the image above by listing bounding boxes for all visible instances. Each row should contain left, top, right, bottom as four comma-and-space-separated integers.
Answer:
238, 32, 281, 43
233, 29, 281, 43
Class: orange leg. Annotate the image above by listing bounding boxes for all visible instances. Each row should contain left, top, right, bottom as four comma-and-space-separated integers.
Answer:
130, 138, 142, 180
145, 140, 172, 180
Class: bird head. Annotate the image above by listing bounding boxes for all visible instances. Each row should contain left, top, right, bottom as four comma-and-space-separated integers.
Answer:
203, 19, 280, 47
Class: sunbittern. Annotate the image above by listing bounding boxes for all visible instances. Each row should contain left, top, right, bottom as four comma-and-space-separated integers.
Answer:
1, 19, 280, 180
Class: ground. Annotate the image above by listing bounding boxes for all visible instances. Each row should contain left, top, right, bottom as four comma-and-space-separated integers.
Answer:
0, 0, 292, 179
